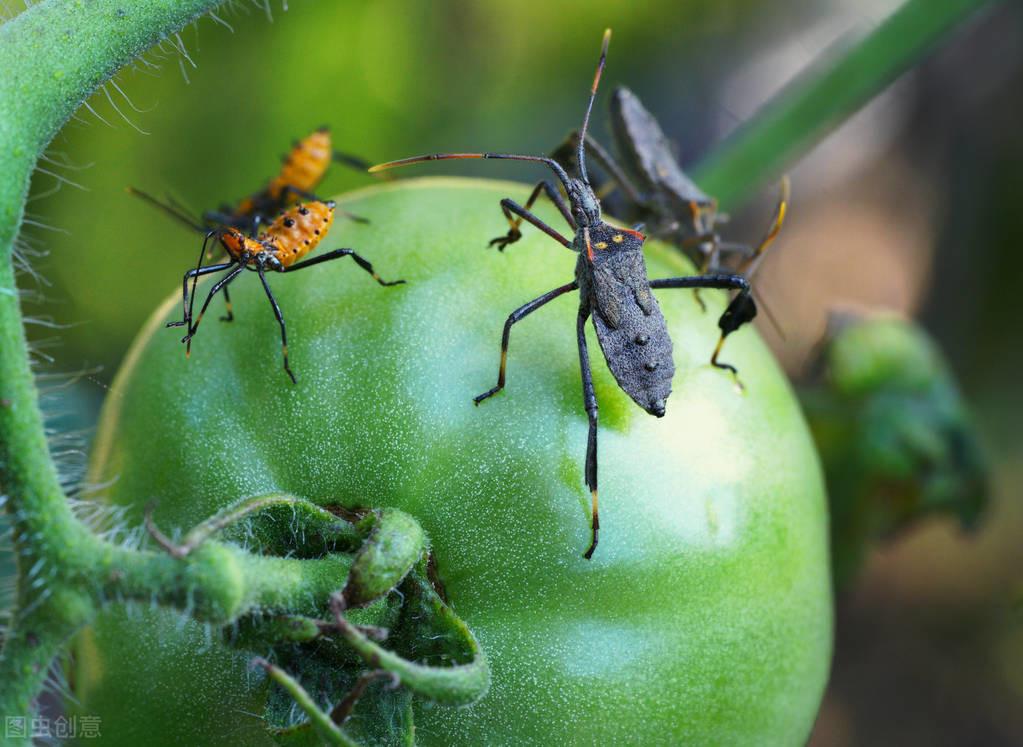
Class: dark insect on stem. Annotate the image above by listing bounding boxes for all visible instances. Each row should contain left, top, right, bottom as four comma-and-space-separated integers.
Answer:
168, 199, 404, 384
371, 29, 759, 559
551, 86, 790, 337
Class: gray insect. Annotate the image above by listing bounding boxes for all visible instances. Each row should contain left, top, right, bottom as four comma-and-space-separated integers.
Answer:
370, 30, 756, 559
552, 85, 789, 329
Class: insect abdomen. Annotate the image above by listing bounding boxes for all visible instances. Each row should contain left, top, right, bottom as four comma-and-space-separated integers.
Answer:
269, 128, 332, 200
264, 201, 336, 267
585, 247, 674, 416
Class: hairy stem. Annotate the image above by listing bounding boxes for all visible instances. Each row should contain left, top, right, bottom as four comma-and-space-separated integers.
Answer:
256, 658, 362, 747
693, 0, 994, 208
0, 0, 228, 723
0, 0, 228, 561
150, 493, 361, 559
0, 590, 95, 716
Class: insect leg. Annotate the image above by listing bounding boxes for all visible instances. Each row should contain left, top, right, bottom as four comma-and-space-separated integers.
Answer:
693, 240, 786, 339
694, 177, 789, 335
280, 185, 369, 225
577, 307, 600, 560
182, 263, 243, 357
712, 241, 755, 262
680, 228, 728, 313
220, 285, 234, 322
332, 150, 374, 173
185, 231, 229, 327
736, 175, 790, 277
169, 262, 234, 329
490, 181, 575, 250
691, 249, 715, 312
246, 214, 266, 239
285, 248, 405, 286
256, 266, 296, 384
167, 230, 223, 329
473, 281, 579, 405
650, 273, 756, 382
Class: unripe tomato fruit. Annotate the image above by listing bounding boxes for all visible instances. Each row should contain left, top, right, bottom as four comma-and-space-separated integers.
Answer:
74, 178, 832, 745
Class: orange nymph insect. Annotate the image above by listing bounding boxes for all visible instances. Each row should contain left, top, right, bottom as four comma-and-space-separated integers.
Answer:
170, 199, 404, 383
216, 127, 371, 230
129, 126, 373, 235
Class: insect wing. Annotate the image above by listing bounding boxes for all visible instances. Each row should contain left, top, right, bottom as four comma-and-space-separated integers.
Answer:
588, 238, 674, 416
609, 87, 710, 206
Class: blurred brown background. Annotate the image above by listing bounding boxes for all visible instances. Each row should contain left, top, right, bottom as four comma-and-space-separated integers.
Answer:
3, 1, 1021, 743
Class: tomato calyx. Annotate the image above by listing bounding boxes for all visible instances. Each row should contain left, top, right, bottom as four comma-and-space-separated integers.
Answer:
147, 493, 489, 745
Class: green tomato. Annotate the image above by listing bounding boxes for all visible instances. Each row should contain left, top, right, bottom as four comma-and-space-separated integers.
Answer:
74, 178, 831, 745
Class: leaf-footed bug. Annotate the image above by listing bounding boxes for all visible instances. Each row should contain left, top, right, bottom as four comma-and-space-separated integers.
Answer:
552, 86, 790, 338
371, 30, 759, 558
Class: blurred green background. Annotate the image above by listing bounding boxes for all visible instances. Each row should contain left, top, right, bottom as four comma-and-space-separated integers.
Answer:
3, 0, 1022, 743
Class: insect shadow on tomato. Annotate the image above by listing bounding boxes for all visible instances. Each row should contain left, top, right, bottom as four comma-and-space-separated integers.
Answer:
166, 199, 405, 384
371, 29, 760, 559
551, 86, 790, 334
127, 126, 373, 236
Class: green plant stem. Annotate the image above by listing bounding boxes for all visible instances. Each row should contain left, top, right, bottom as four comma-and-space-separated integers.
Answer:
0, 0, 226, 563
101, 545, 354, 623
0, 537, 353, 716
159, 493, 361, 558
693, 0, 994, 208
330, 574, 490, 706
0, 590, 96, 717
256, 658, 361, 747
0, 0, 226, 724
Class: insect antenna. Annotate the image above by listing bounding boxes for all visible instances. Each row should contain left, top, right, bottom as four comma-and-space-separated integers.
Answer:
370, 30, 611, 193
126, 186, 206, 233
370, 153, 573, 192
576, 28, 612, 186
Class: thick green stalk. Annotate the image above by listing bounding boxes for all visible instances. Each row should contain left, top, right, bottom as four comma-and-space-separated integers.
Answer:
693, 0, 995, 208
0, 0, 223, 727
0, 0, 228, 562
100, 544, 354, 624
0, 532, 354, 719
0, 589, 96, 717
